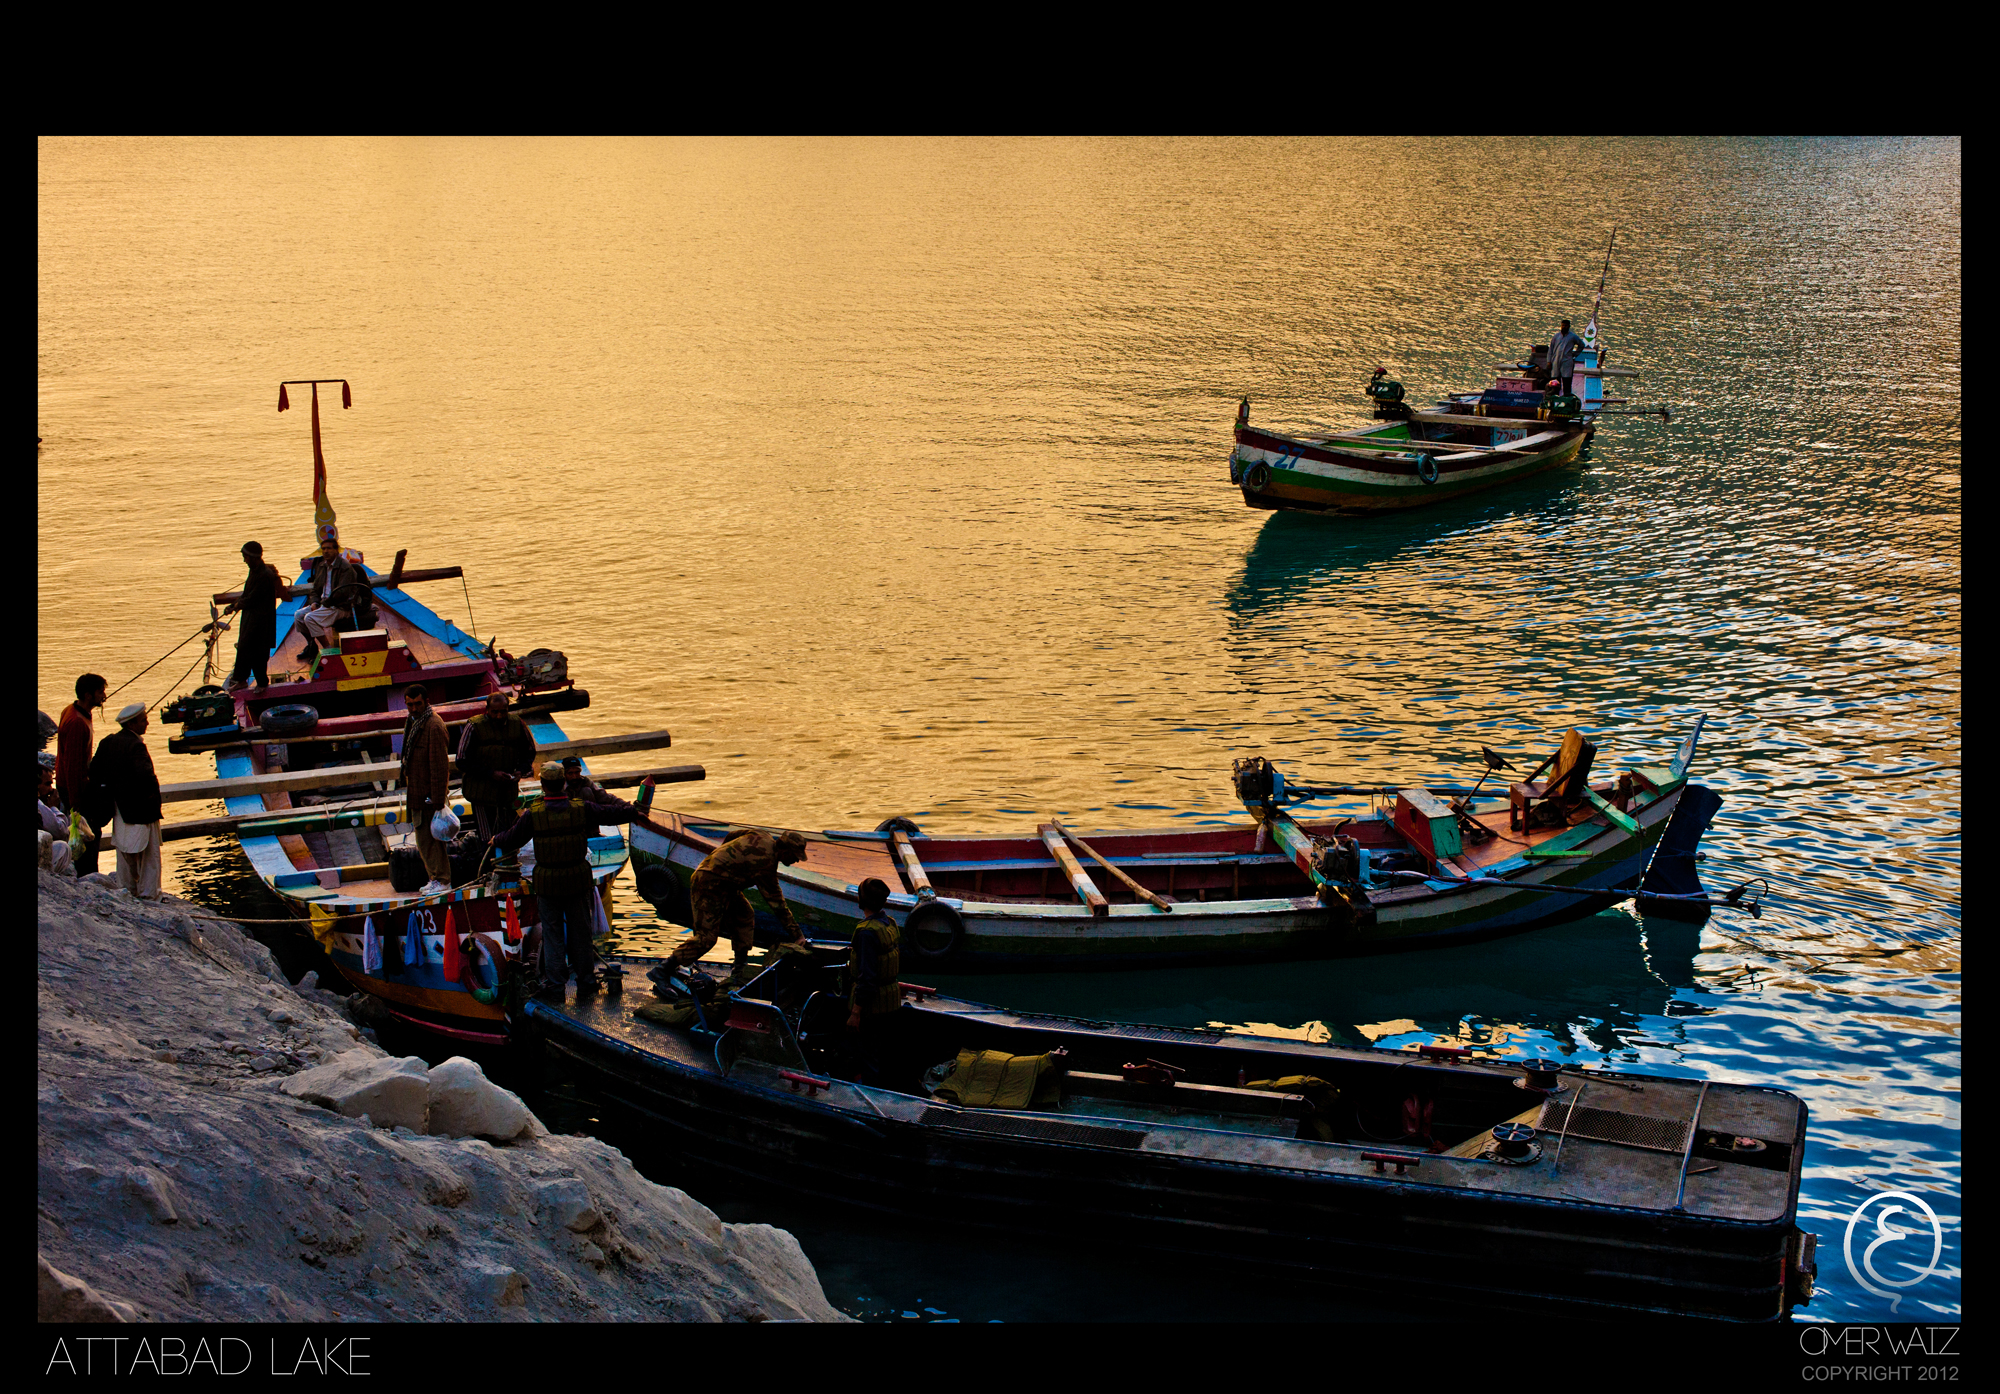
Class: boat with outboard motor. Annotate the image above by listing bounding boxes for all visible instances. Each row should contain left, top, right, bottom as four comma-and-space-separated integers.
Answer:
627, 718, 1749, 973
519, 943, 1819, 1321
152, 379, 704, 1044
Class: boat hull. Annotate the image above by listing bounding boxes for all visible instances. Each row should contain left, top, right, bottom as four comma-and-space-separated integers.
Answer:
626, 782, 1684, 971
1230, 423, 1587, 514
523, 972, 1813, 1322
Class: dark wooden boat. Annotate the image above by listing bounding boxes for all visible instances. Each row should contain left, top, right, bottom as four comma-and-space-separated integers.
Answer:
522, 947, 1820, 1321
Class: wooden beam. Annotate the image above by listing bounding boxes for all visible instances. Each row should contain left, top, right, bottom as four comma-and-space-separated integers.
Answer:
211, 565, 464, 605
890, 829, 935, 900
1039, 823, 1109, 918
158, 751, 696, 804
159, 763, 706, 840
1054, 821, 1172, 912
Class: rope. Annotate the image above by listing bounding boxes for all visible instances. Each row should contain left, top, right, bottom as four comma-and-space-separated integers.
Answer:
460, 576, 478, 647
149, 648, 211, 714
106, 623, 212, 699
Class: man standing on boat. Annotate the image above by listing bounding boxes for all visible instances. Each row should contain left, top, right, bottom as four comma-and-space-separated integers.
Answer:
87, 702, 164, 900
457, 693, 537, 841
1548, 319, 1585, 392
398, 683, 454, 895
222, 541, 284, 692
490, 765, 678, 998
663, 828, 811, 984
845, 877, 903, 1082
292, 525, 367, 664
56, 673, 107, 876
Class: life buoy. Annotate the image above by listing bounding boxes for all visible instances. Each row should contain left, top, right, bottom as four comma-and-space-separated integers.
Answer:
463, 933, 502, 1004
905, 902, 965, 963
260, 703, 319, 736
1416, 454, 1439, 484
1245, 463, 1272, 491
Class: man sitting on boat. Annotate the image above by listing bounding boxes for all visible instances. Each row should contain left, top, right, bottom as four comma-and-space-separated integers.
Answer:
491, 764, 679, 1000
662, 827, 811, 985
292, 525, 369, 663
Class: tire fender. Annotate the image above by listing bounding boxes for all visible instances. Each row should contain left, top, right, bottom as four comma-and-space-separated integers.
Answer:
1416, 453, 1439, 484
1245, 462, 1272, 490
904, 901, 965, 963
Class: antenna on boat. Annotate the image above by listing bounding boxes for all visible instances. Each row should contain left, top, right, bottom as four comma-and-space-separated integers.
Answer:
279, 379, 352, 533
1582, 227, 1617, 349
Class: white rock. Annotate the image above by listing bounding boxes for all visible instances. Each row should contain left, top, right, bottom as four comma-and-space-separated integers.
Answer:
535, 1178, 601, 1232
38, 1255, 138, 1321
426, 1056, 543, 1141
460, 1258, 527, 1307
280, 1054, 430, 1131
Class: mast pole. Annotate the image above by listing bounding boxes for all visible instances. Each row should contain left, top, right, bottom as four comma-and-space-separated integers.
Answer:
1584, 227, 1617, 348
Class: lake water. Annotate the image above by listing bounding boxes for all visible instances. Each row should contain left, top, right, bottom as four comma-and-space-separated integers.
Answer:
38, 137, 1959, 1322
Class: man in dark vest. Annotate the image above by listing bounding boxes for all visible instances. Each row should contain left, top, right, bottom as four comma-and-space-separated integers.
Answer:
222, 541, 284, 691
87, 702, 164, 899
845, 877, 904, 1083
491, 764, 678, 999
664, 827, 810, 984
456, 693, 537, 840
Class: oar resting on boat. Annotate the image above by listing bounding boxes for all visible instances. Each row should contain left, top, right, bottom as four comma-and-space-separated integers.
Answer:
1382, 869, 1762, 917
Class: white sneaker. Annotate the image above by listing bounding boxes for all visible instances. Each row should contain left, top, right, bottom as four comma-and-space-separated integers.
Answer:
419, 880, 451, 896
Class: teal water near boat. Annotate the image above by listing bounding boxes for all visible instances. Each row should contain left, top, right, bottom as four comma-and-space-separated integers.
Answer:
39, 136, 1958, 1322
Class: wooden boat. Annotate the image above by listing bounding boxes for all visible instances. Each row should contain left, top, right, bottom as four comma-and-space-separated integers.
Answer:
520, 945, 1819, 1321
155, 379, 702, 1044
627, 719, 1741, 973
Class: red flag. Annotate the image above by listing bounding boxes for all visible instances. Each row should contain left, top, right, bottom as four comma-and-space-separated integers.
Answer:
502, 891, 522, 945
310, 383, 326, 507
278, 383, 290, 412
441, 903, 462, 982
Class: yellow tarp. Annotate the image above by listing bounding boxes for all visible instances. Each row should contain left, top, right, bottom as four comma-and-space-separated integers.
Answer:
933, 1048, 1062, 1109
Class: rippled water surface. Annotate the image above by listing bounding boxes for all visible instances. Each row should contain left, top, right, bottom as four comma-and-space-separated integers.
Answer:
39, 138, 1959, 1321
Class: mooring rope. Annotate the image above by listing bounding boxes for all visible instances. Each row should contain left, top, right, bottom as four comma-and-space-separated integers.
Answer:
105, 622, 213, 699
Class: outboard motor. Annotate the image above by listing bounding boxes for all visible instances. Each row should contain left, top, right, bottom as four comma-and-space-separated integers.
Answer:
1365, 367, 1410, 419
1232, 756, 1285, 813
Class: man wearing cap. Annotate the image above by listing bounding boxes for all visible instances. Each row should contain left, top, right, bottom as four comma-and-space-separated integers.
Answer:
291, 527, 367, 666
457, 693, 537, 841
222, 541, 284, 691
490, 766, 678, 998
87, 703, 164, 899
560, 755, 602, 801
56, 673, 107, 875
664, 827, 811, 983
397, 684, 454, 895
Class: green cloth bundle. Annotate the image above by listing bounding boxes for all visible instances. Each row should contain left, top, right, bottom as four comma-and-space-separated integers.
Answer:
932, 1048, 1063, 1109
1245, 1074, 1341, 1141
634, 1000, 705, 1029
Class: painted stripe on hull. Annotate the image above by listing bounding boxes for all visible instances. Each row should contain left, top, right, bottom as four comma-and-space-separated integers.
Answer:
1236, 435, 1586, 513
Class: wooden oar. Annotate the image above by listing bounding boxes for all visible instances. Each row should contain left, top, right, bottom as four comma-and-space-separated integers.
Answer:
158, 733, 676, 802
210, 563, 463, 605
1053, 820, 1172, 912
1038, 823, 1109, 918
158, 763, 706, 838
889, 829, 937, 901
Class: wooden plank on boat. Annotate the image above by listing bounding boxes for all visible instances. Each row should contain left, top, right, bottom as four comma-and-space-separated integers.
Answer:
211, 565, 465, 605
1583, 789, 1641, 834
1054, 821, 1172, 912
158, 763, 706, 837
160, 732, 677, 801
1039, 823, 1109, 918
890, 830, 935, 899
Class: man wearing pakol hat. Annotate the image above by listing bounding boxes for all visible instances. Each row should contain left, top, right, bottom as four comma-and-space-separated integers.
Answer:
489, 766, 679, 999
664, 825, 811, 984
397, 684, 455, 895
290, 525, 367, 666
86, 702, 164, 899
222, 541, 285, 691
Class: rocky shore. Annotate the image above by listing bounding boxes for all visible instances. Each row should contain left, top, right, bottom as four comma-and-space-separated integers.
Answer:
36, 869, 848, 1323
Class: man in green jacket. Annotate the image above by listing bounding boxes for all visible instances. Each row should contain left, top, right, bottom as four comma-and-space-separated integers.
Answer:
492, 764, 678, 999
457, 693, 537, 840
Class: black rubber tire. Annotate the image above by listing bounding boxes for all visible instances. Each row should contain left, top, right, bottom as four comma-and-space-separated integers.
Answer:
1416, 454, 1439, 484
635, 861, 694, 927
464, 934, 501, 1003
1245, 463, 1272, 490
905, 901, 965, 963
875, 816, 922, 836
192, 684, 225, 697
260, 703, 319, 736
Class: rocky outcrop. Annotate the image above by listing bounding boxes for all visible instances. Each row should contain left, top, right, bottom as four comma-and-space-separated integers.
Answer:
36, 869, 849, 1323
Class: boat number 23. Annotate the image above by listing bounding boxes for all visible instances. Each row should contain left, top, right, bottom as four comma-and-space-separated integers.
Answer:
406, 909, 437, 939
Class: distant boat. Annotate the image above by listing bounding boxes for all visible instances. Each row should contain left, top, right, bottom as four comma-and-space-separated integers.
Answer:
627, 719, 1733, 972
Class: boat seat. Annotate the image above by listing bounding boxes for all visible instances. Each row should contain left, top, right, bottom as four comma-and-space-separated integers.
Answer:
1509, 728, 1597, 830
